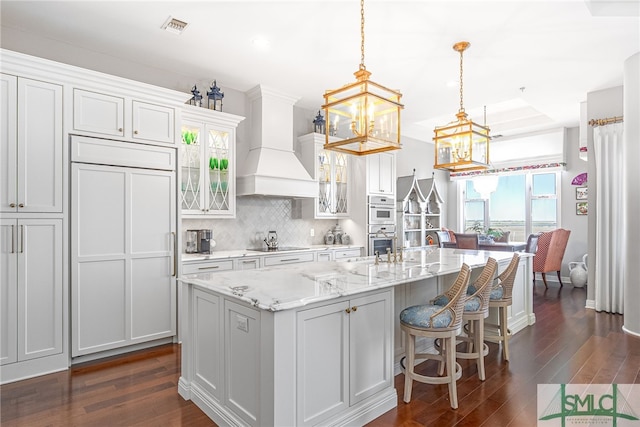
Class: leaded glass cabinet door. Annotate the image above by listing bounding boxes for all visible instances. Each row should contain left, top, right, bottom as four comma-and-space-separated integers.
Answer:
180, 106, 243, 218
205, 127, 232, 214
332, 151, 348, 215
180, 122, 203, 214
317, 148, 333, 215
299, 133, 351, 219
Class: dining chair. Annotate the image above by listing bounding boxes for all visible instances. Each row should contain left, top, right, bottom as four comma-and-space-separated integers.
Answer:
533, 229, 571, 288
453, 233, 480, 250
436, 230, 451, 248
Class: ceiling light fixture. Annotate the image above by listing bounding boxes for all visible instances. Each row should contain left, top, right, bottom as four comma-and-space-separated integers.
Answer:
162, 17, 188, 35
433, 41, 490, 171
321, 0, 404, 156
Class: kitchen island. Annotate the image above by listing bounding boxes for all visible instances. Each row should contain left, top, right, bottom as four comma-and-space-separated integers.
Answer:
178, 248, 534, 427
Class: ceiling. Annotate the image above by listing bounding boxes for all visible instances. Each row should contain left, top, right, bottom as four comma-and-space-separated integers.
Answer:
1, 1, 638, 142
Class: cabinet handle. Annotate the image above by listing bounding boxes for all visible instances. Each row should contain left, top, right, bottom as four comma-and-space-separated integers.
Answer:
345, 308, 351, 314
242, 260, 255, 264
134, 130, 139, 135
10, 225, 15, 254
171, 231, 177, 277
19, 225, 24, 253
280, 258, 300, 262
9, 203, 16, 208
118, 128, 123, 132
18, 203, 24, 208
351, 306, 357, 312
198, 266, 220, 270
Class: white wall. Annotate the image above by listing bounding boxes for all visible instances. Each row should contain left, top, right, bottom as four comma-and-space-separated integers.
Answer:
623, 52, 640, 335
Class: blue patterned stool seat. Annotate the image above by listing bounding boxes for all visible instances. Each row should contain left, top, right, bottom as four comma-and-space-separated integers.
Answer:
489, 286, 504, 299
400, 304, 452, 329
433, 294, 481, 312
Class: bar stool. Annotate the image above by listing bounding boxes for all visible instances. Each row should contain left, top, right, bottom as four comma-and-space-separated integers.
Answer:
484, 253, 520, 361
399, 264, 470, 409
433, 258, 498, 381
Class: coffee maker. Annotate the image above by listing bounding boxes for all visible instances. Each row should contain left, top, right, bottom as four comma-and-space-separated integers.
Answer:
197, 229, 213, 254
185, 230, 199, 253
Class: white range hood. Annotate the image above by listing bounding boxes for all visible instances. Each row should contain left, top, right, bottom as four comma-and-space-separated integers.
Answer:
236, 85, 316, 198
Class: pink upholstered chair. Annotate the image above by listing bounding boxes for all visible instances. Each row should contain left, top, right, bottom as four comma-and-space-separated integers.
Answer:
532, 229, 571, 288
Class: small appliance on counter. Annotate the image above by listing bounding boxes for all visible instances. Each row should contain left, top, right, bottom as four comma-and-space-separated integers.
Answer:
188, 229, 215, 254
185, 230, 199, 253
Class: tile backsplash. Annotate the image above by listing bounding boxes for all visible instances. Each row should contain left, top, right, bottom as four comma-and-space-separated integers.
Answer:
182, 196, 341, 251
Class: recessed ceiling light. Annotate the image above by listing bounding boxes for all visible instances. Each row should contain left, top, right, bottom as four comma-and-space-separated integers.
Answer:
162, 16, 189, 35
252, 37, 270, 49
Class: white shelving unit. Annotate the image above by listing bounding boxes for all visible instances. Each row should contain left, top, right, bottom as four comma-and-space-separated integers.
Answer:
396, 172, 443, 248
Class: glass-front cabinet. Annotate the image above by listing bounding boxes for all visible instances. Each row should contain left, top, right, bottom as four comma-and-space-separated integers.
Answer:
299, 133, 350, 218
180, 106, 244, 218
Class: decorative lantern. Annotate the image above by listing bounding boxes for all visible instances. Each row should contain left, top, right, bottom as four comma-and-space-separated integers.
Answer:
206, 81, 224, 111
433, 42, 490, 171
321, 0, 403, 156
188, 85, 202, 107
313, 110, 326, 134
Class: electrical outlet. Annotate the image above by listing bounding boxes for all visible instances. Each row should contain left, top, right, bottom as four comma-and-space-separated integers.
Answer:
310, 228, 315, 237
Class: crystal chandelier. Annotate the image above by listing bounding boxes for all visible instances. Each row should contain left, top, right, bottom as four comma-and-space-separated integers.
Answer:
434, 41, 490, 171
322, 0, 404, 156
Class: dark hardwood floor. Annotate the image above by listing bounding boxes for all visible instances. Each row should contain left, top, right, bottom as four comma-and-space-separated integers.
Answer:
2, 283, 639, 426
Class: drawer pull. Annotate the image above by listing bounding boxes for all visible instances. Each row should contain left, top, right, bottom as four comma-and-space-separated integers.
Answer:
199, 265, 220, 270
280, 258, 300, 262
242, 260, 255, 264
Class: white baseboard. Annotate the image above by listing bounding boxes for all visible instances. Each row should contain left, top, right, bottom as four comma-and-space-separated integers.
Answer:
585, 299, 596, 309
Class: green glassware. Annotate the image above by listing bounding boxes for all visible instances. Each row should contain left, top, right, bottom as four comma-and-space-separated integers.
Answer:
209, 157, 219, 170
220, 158, 228, 170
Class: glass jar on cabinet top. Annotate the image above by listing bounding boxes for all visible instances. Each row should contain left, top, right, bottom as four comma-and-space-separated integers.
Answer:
180, 105, 244, 218
299, 133, 350, 218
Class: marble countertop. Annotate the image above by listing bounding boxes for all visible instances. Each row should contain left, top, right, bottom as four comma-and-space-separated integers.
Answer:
181, 245, 363, 262
179, 248, 528, 311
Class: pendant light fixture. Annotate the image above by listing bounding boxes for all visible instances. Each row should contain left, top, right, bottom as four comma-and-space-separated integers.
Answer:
433, 41, 490, 171
322, 0, 404, 156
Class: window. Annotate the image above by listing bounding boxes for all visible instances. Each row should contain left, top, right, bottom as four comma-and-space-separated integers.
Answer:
463, 172, 559, 242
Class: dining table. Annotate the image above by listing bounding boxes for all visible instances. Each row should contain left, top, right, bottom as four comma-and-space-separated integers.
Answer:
442, 241, 527, 252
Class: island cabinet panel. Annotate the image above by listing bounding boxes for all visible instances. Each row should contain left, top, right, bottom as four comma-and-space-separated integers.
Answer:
296, 290, 393, 426
296, 300, 350, 426
192, 289, 222, 402
224, 300, 261, 426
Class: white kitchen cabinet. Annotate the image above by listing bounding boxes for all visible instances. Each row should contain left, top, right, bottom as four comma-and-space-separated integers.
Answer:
263, 251, 314, 267
1, 74, 63, 213
180, 105, 244, 218
334, 248, 362, 260
73, 88, 175, 145
296, 290, 393, 426
71, 157, 177, 357
299, 133, 350, 218
316, 251, 333, 262
1, 218, 63, 366
235, 257, 261, 270
181, 284, 395, 427
367, 152, 395, 195
183, 259, 233, 275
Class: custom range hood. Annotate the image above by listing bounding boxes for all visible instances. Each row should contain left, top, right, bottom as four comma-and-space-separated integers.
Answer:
236, 85, 316, 198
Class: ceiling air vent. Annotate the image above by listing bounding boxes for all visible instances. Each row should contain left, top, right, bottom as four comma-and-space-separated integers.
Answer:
162, 17, 188, 35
